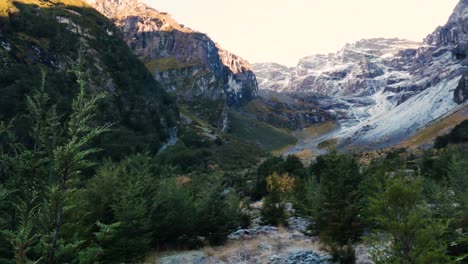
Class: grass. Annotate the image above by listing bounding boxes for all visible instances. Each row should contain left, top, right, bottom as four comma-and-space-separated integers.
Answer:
145, 57, 198, 72
398, 104, 468, 149
293, 149, 316, 163
293, 121, 337, 140
244, 99, 272, 115
228, 110, 297, 152
317, 138, 338, 150
17, 33, 50, 49
145, 227, 324, 263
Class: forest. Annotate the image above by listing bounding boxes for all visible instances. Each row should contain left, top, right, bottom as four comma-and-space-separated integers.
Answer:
0, 66, 466, 263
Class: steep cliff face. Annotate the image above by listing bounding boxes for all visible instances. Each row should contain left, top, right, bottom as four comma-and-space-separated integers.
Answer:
424, 0, 468, 105
85, 0, 258, 129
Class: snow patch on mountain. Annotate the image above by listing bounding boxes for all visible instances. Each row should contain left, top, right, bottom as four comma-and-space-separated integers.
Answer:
341, 76, 463, 148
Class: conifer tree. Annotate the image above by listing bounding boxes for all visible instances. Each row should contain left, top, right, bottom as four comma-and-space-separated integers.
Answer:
313, 151, 362, 262
365, 176, 449, 263
47, 59, 110, 263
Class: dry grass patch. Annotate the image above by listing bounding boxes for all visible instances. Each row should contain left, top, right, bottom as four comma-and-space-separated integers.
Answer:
317, 138, 338, 150
202, 228, 323, 263
293, 121, 337, 140
398, 105, 468, 149
294, 149, 316, 163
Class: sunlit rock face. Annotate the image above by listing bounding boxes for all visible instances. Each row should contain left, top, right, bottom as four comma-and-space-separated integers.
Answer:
85, 0, 258, 129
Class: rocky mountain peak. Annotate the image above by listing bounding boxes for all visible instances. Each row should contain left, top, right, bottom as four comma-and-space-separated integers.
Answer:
448, 0, 468, 23
85, 0, 258, 129
424, 0, 468, 47
338, 38, 421, 60
85, 0, 190, 32
255, 38, 421, 96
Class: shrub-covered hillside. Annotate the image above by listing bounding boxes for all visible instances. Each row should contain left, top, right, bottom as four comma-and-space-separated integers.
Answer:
0, 0, 178, 157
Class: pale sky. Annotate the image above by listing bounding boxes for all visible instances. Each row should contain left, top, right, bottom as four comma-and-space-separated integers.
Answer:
141, 0, 459, 66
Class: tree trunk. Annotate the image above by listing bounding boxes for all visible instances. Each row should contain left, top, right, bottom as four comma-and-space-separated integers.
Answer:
16, 245, 25, 264
48, 204, 63, 264
48, 168, 68, 264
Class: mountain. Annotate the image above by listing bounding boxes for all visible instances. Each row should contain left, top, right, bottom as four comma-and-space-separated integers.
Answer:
0, 0, 178, 158
85, 0, 258, 130
254, 0, 468, 151
255, 38, 422, 97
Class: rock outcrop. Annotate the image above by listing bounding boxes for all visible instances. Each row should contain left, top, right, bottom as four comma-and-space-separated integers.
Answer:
85, 0, 258, 129
455, 72, 468, 103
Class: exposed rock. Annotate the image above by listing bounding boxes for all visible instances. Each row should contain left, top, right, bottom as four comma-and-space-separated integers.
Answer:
454, 72, 468, 103
241, 90, 334, 130
85, 0, 258, 129
270, 250, 333, 264
287, 217, 312, 234
355, 245, 375, 264
254, 38, 422, 97
228, 226, 279, 240
159, 251, 206, 264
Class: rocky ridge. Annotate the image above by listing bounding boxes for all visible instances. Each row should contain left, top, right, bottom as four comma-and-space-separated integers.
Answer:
255, 0, 468, 151
85, 0, 258, 129
254, 38, 422, 98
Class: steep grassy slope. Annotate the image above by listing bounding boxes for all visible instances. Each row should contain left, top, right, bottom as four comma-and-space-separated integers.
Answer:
227, 110, 297, 151
0, 0, 178, 157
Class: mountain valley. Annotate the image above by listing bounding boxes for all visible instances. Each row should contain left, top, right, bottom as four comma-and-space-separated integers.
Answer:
0, 0, 466, 263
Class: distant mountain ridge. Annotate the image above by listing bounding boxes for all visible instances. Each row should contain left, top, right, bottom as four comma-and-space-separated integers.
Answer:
255, 0, 468, 151
254, 38, 422, 98
85, 0, 258, 130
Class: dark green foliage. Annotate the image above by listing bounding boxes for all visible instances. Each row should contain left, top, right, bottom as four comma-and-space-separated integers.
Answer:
160, 144, 209, 172
180, 127, 210, 148
227, 110, 297, 151
311, 151, 363, 258
106, 175, 153, 262
445, 149, 468, 260
260, 173, 295, 226
0, 0, 179, 158
157, 132, 264, 173
151, 178, 198, 247
261, 195, 287, 226
194, 177, 241, 245
283, 155, 307, 178
365, 176, 450, 263
151, 175, 241, 248
253, 155, 305, 200
0, 66, 110, 263
434, 119, 468, 149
